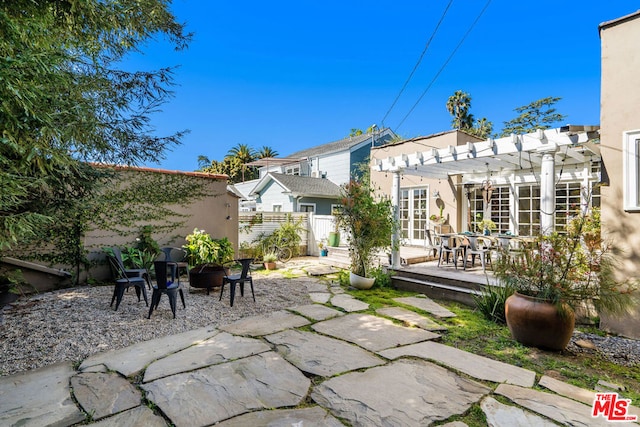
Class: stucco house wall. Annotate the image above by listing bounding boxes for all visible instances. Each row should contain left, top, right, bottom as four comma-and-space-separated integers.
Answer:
371, 130, 483, 240
85, 167, 238, 281
599, 11, 640, 338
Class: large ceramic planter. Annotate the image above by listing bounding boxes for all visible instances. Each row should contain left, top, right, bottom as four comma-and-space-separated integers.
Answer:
349, 272, 375, 290
188, 265, 228, 292
328, 232, 340, 247
505, 292, 575, 351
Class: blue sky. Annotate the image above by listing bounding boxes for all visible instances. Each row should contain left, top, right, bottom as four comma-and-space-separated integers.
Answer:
131, 1, 638, 172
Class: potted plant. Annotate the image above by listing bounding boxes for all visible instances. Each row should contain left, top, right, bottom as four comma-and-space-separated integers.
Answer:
429, 204, 446, 225
262, 252, 277, 270
477, 218, 497, 235
335, 177, 395, 289
493, 210, 635, 351
328, 209, 341, 247
318, 239, 328, 257
183, 228, 234, 292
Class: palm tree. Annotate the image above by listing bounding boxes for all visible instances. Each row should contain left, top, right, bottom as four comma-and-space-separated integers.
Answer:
473, 117, 493, 139
227, 144, 256, 164
257, 146, 278, 159
446, 90, 473, 131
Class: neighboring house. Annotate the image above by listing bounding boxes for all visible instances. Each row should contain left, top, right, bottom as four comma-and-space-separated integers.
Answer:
250, 173, 341, 215
244, 128, 396, 211
598, 10, 640, 339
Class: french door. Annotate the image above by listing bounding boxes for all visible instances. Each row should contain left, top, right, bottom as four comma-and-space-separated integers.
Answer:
399, 187, 429, 246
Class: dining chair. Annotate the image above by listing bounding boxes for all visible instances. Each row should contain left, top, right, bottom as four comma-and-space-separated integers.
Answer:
110, 247, 152, 289
108, 254, 149, 311
159, 247, 190, 284
148, 261, 186, 319
437, 235, 465, 269
424, 228, 440, 258
464, 235, 492, 271
219, 258, 255, 307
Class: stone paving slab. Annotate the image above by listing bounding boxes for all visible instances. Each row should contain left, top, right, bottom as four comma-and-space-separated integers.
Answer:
265, 329, 385, 377
142, 352, 310, 427
309, 292, 331, 303
376, 306, 448, 331
0, 362, 85, 427
538, 375, 640, 421
143, 332, 270, 382
79, 326, 218, 377
305, 265, 341, 276
495, 383, 612, 426
288, 303, 344, 321
311, 359, 490, 426
299, 279, 330, 292
481, 396, 556, 426
394, 295, 457, 317
71, 372, 141, 420
215, 406, 344, 426
379, 341, 536, 388
312, 313, 439, 352
329, 293, 369, 311
218, 309, 310, 336
89, 405, 167, 426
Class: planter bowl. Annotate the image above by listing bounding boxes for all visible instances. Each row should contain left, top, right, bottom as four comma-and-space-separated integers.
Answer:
349, 272, 375, 290
189, 265, 229, 292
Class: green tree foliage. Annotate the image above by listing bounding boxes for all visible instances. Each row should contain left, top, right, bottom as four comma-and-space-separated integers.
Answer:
500, 96, 567, 136
445, 90, 493, 139
257, 146, 279, 158
0, 1, 190, 249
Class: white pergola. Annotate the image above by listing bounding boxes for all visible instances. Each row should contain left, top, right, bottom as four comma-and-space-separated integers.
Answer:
374, 126, 601, 268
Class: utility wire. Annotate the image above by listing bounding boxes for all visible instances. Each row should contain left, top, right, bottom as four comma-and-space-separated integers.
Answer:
395, 0, 492, 131
380, 0, 454, 126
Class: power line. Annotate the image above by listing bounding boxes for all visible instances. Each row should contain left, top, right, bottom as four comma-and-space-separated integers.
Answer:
394, 0, 492, 132
380, 0, 454, 126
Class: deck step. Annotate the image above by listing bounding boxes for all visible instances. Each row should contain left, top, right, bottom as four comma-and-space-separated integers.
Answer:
392, 275, 483, 307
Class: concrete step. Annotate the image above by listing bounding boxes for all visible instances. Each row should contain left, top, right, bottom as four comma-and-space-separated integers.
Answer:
391, 275, 482, 307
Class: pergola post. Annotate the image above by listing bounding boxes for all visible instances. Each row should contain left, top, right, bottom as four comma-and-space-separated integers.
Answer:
538, 144, 558, 235
391, 171, 401, 269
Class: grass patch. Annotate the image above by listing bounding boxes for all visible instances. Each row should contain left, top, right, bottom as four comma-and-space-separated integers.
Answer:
341, 286, 640, 404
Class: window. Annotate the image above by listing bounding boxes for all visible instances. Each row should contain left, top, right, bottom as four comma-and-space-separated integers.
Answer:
623, 130, 640, 211
285, 166, 300, 176
517, 185, 541, 236
554, 182, 582, 232
331, 204, 343, 215
299, 203, 315, 213
272, 204, 282, 212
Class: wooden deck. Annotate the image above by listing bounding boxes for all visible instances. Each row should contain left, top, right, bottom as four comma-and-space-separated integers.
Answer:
321, 244, 499, 306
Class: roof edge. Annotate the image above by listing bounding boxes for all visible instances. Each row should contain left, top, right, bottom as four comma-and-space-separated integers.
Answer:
599, 10, 640, 36
91, 163, 229, 180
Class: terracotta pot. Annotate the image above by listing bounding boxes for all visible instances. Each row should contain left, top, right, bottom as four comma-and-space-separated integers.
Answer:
264, 262, 277, 270
505, 292, 575, 351
349, 272, 375, 290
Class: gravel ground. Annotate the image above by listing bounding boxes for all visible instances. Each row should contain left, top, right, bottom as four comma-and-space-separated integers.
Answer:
2, 258, 638, 376
0, 264, 321, 376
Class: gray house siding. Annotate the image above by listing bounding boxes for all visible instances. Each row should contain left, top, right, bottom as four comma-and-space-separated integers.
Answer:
296, 197, 338, 215
255, 180, 293, 211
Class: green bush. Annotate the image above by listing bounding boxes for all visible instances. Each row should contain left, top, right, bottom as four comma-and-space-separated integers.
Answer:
472, 284, 515, 324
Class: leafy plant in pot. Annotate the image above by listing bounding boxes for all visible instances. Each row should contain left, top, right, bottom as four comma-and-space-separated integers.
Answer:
334, 177, 395, 289
493, 209, 636, 351
262, 252, 277, 270
183, 228, 234, 293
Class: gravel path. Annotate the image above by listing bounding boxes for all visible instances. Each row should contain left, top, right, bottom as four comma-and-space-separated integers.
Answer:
0, 267, 319, 376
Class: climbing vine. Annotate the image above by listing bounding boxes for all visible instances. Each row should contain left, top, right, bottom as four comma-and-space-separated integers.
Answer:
11, 168, 216, 285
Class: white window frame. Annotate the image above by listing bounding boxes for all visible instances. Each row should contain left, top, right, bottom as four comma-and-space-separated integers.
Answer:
298, 203, 316, 213
623, 129, 640, 211
272, 204, 282, 212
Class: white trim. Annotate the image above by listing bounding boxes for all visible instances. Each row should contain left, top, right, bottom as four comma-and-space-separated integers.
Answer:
298, 202, 316, 213
623, 129, 640, 211
272, 203, 283, 212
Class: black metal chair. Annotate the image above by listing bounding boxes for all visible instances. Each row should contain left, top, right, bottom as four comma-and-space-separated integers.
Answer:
108, 254, 149, 311
219, 258, 255, 307
159, 247, 189, 284
148, 261, 186, 319
110, 247, 152, 289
